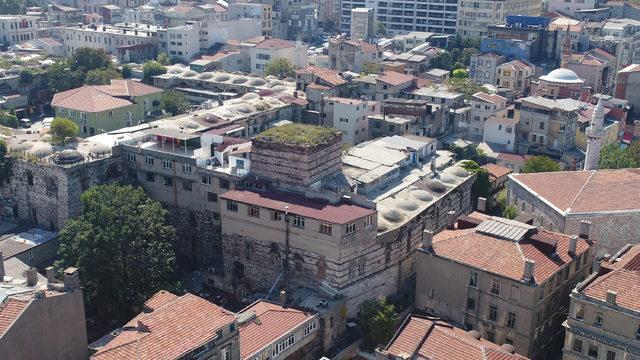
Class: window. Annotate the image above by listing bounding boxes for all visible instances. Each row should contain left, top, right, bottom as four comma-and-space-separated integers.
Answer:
510, 285, 520, 301
163, 159, 172, 169
292, 216, 305, 228
486, 330, 495, 343
183, 179, 192, 191
504, 338, 513, 345
273, 334, 295, 356
575, 304, 584, 320
207, 192, 217, 202
304, 320, 318, 335
346, 222, 356, 234
248, 205, 260, 217
488, 305, 498, 322
182, 163, 192, 174
572, 339, 583, 353
364, 215, 374, 227
201, 175, 211, 184
606, 350, 616, 360
588, 344, 599, 358
219, 179, 230, 189
320, 222, 332, 235
594, 312, 604, 327
507, 312, 517, 329
80, 112, 87, 120
221, 345, 231, 360
227, 201, 238, 212
163, 176, 173, 186
271, 210, 282, 221
144, 156, 154, 166
128, 153, 136, 161
469, 271, 478, 287
491, 279, 500, 295
636, 324, 640, 340
466, 297, 475, 311
145, 171, 154, 182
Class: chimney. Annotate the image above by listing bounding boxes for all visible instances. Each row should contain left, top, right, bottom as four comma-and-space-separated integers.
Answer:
422, 229, 433, 251
34, 289, 46, 299
46, 266, 55, 283
579, 220, 591, 239
446, 211, 457, 230
0, 250, 4, 280
477, 197, 487, 213
569, 235, 578, 255
279, 290, 287, 307
606, 290, 617, 305
63, 267, 80, 289
524, 259, 535, 282
26, 267, 38, 286
430, 157, 437, 173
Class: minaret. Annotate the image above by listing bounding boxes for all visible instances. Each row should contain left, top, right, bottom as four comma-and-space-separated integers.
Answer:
561, 24, 572, 68
584, 97, 605, 171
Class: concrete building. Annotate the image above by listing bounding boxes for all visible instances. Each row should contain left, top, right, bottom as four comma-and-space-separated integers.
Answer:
588, 19, 640, 67
63, 23, 157, 56
228, 3, 273, 36
562, 49, 617, 95
0, 265, 88, 360
377, 315, 530, 359
340, 0, 458, 35
350, 8, 374, 41
562, 244, 640, 360
467, 92, 507, 141
0, 15, 38, 46
52, 79, 163, 137
92, 291, 240, 360
415, 215, 595, 359
328, 39, 382, 73
457, 0, 543, 38
0, 228, 59, 270
470, 52, 506, 86
615, 64, 640, 111
249, 38, 308, 75
550, 19, 591, 61
323, 97, 372, 145
508, 168, 640, 255
483, 105, 518, 153
548, 0, 596, 17
496, 60, 536, 95
483, 16, 551, 64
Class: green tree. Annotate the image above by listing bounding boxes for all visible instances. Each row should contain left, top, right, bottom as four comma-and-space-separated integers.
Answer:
69, 47, 112, 72
503, 204, 518, 220
142, 60, 167, 83
460, 47, 478, 66
429, 52, 454, 70
161, 89, 190, 116
452, 68, 468, 79
121, 64, 133, 79
522, 156, 561, 173
85, 67, 122, 85
495, 187, 508, 215
445, 78, 485, 100
598, 143, 638, 169
18, 69, 35, 88
0, 111, 18, 128
263, 58, 296, 78
49, 117, 79, 145
55, 184, 177, 320
358, 299, 398, 352
156, 52, 170, 66
376, 22, 387, 36
0, 140, 11, 185
0, 0, 23, 14
461, 160, 490, 208
45, 60, 83, 93
362, 62, 380, 75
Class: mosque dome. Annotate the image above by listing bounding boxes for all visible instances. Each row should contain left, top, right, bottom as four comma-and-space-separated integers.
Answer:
539, 68, 584, 84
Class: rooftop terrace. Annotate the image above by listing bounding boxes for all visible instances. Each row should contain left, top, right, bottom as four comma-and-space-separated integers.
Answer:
255, 124, 340, 147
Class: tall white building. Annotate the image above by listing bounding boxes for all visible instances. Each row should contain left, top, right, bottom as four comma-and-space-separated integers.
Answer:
548, 0, 596, 17
0, 16, 38, 46
457, 0, 542, 37
350, 8, 374, 40
583, 97, 605, 171
63, 24, 157, 55
340, 0, 458, 36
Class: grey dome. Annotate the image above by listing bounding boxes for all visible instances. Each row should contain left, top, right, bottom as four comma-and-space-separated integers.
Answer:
439, 174, 456, 184
271, 85, 286, 92
269, 80, 283, 87
214, 74, 231, 82
410, 189, 433, 202
382, 209, 404, 223
232, 76, 248, 84
248, 78, 266, 86
423, 179, 446, 194
242, 92, 259, 100
397, 200, 419, 211
198, 72, 214, 79
445, 166, 469, 178
182, 70, 197, 77
54, 149, 83, 164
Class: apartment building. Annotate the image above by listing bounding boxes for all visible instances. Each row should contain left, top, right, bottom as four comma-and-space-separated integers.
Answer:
328, 39, 382, 73
249, 38, 309, 75
562, 49, 617, 94
615, 64, 640, 110
350, 8, 374, 40
340, 0, 458, 35
63, 23, 157, 55
516, 96, 579, 154
484, 105, 518, 153
467, 92, 507, 141
164, 23, 200, 61
470, 52, 506, 86
0, 15, 38, 46
457, 0, 542, 38
563, 244, 640, 360
323, 97, 371, 145
548, 0, 596, 16
496, 60, 536, 95
228, 3, 273, 36
415, 215, 595, 359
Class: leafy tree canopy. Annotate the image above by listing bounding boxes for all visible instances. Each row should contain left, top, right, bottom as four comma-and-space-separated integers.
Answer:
503, 204, 518, 220
156, 52, 170, 66
69, 48, 112, 72
161, 89, 190, 116
85, 67, 122, 85
0, 111, 18, 128
142, 60, 167, 83
376, 22, 387, 36
358, 299, 398, 352
362, 62, 380, 75
49, 117, 78, 145
452, 68, 468, 79
121, 64, 133, 79
461, 160, 490, 208
522, 155, 561, 173
445, 78, 485, 100
263, 58, 296, 78
598, 143, 639, 169
55, 184, 177, 320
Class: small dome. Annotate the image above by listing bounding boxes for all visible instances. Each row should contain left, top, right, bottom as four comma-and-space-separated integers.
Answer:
54, 149, 83, 164
539, 68, 584, 84
410, 189, 433, 202
232, 76, 248, 84
283, 77, 295, 82
30, 143, 53, 158
423, 179, 446, 194
89, 143, 110, 155
269, 80, 283, 87
271, 85, 286, 92
182, 70, 197, 77
234, 104, 253, 114
445, 167, 469, 178
248, 78, 266, 86
214, 74, 230, 82
168, 68, 183, 75
382, 209, 404, 223
397, 200, 419, 211
242, 92, 259, 100
11, 142, 33, 151
198, 72, 213, 79
439, 174, 456, 184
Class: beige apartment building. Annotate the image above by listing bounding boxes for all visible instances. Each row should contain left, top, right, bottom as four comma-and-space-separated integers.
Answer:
563, 244, 640, 360
415, 215, 595, 359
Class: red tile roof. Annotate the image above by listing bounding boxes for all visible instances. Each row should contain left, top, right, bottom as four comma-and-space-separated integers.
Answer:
52, 80, 162, 113
239, 301, 315, 359
378, 71, 414, 86
472, 92, 506, 105
255, 38, 296, 50
220, 189, 376, 224
202, 51, 240, 62
0, 298, 30, 337
510, 169, 640, 214
431, 219, 591, 283
295, 66, 347, 86
383, 315, 529, 360
496, 153, 529, 164
482, 163, 512, 181
92, 291, 236, 360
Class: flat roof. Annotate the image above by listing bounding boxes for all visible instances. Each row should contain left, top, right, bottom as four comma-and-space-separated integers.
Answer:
144, 128, 201, 140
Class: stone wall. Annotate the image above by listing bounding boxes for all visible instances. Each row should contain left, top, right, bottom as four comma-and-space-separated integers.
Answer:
165, 205, 222, 268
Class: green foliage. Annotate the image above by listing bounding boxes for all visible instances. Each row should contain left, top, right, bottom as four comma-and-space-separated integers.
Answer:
445, 78, 485, 100
263, 58, 295, 78
449, 36, 482, 51
18, 69, 35, 87
495, 188, 508, 215
85, 67, 122, 85
598, 143, 639, 169
0, 57, 12, 69
0, 111, 18, 128
142, 60, 167, 83
0, 0, 23, 14
256, 124, 340, 146
503, 204, 518, 220
461, 160, 490, 208
460, 48, 478, 66
69, 48, 112, 72
429, 52, 454, 71
0, 140, 12, 186
450, 144, 485, 162
376, 22, 387, 36
55, 183, 177, 320
362, 62, 380, 75
358, 299, 398, 352
121, 64, 133, 79
452, 68, 468, 79
160, 89, 190, 116
523, 156, 561, 173
45, 60, 83, 93
49, 117, 78, 145
156, 52, 170, 66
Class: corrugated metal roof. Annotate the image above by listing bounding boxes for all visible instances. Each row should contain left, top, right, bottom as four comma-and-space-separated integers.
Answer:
475, 217, 535, 242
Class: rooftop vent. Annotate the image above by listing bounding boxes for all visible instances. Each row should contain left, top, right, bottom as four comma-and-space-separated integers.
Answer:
475, 217, 536, 242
